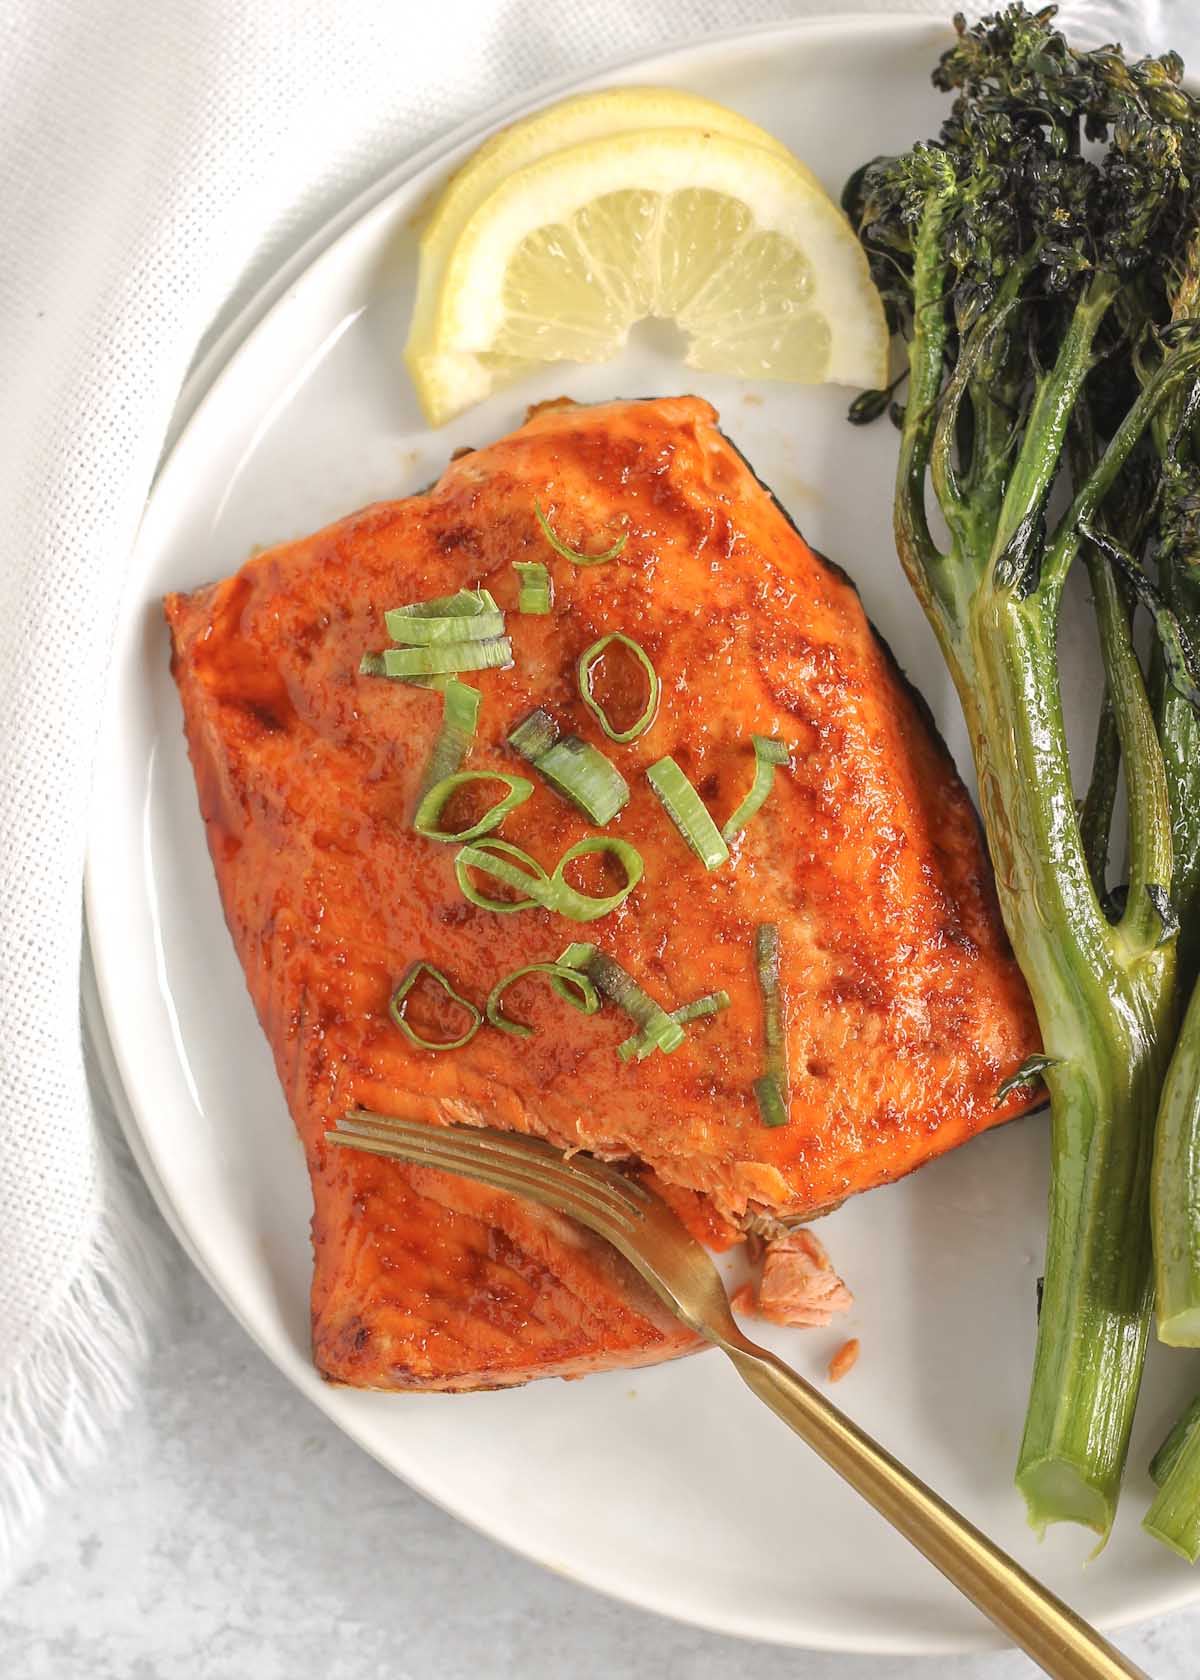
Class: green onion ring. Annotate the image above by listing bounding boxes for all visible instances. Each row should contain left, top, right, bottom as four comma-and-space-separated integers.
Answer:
513, 561, 553, 615
383, 637, 512, 679
577, 632, 660, 743
549, 942, 597, 994
388, 961, 481, 1051
671, 989, 732, 1025
454, 838, 549, 913
616, 988, 731, 1061
531, 737, 629, 825
722, 735, 790, 841
508, 707, 559, 761
646, 755, 729, 871
416, 680, 481, 801
553, 943, 683, 1062
360, 653, 464, 687
547, 836, 644, 922
534, 497, 627, 566
386, 587, 497, 625
414, 770, 533, 843
455, 837, 643, 921
385, 607, 506, 645
508, 710, 629, 824
485, 962, 600, 1038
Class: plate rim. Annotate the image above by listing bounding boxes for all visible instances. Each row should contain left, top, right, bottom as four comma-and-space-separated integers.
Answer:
83, 9, 1199, 1654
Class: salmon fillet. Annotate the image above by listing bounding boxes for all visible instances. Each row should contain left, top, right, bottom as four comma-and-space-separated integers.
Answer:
165, 395, 1040, 1391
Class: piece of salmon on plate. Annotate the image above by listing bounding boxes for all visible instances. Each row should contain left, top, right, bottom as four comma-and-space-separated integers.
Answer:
165, 395, 1040, 1391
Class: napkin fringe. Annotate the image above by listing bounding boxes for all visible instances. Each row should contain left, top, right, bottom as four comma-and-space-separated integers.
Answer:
0, 1145, 172, 1586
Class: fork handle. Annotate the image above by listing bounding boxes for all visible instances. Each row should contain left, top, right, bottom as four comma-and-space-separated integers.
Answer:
720, 1337, 1147, 1680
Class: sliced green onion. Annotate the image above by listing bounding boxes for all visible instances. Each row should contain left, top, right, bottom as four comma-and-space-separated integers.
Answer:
754, 923, 790, 1127
547, 836, 643, 922
670, 990, 731, 1026
361, 652, 470, 688
414, 770, 532, 843
513, 561, 553, 615
535, 496, 627, 566
386, 587, 497, 631
385, 606, 506, 645
454, 836, 643, 921
508, 707, 559, 761
416, 679, 481, 799
753, 1073, 790, 1129
534, 738, 629, 825
388, 587, 496, 618
577, 632, 660, 743
368, 668, 457, 691
485, 962, 599, 1038
509, 711, 629, 825
382, 637, 512, 679
646, 756, 729, 871
617, 989, 731, 1062
552, 941, 597, 984
616, 1025, 679, 1063
554, 943, 683, 1061
756, 924, 786, 1070
388, 961, 481, 1050
454, 839, 549, 914
722, 736, 790, 842
361, 594, 504, 676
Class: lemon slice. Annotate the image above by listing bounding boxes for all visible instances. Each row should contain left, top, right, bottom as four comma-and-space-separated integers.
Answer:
417, 128, 887, 426
405, 88, 818, 424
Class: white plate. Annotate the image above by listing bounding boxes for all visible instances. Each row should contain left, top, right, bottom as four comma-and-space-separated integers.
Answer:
85, 14, 1200, 1654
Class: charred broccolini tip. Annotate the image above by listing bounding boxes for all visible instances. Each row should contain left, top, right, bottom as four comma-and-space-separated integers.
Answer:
845, 4, 1200, 1542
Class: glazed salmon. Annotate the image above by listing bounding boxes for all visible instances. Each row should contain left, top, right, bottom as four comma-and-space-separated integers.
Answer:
166, 395, 1040, 1390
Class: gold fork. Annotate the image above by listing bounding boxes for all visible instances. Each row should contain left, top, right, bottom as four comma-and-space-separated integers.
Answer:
329, 1110, 1146, 1680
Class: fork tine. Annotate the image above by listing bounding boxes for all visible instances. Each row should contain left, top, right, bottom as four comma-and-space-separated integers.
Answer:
328, 1129, 642, 1236
334, 1112, 631, 1201
341, 1109, 652, 1201
329, 1130, 557, 1206
336, 1111, 647, 1222
328, 1134, 640, 1240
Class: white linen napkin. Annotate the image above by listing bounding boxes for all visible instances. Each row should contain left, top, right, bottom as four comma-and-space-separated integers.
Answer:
0, 0, 1176, 1587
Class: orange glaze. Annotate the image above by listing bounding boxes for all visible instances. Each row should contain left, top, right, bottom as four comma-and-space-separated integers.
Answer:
166, 395, 1040, 1391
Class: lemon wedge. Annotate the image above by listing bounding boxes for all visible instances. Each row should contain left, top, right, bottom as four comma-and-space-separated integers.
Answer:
405, 88, 818, 422
412, 127, 887, 427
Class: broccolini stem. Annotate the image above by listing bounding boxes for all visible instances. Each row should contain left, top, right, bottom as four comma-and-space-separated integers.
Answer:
1040, 340, 1200, 615
957, 258, 1034, 510
1150, 1393, 1200, 1486
989, 275, 1117, 595
927, 302, 1015, 557
1067, 409, 1164, 941
895, 189, 963, 648
1162, 686, 1200, 990
932, 283, 1030, 560
1078, 543, 1173, 960
1144, 1385, 1200, 1561
898, 283, 1180, 1540
959, 594, 1173, 1536
1152, 973, 1200, 1345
